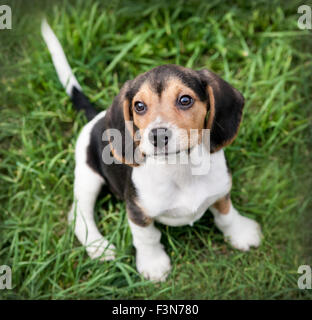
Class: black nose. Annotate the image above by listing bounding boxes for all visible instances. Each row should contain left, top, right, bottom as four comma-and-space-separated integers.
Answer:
148, 127, 172, 148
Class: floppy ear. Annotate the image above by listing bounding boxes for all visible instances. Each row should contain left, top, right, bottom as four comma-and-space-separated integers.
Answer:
197, 69, 245, 153
103, 81, 143, 167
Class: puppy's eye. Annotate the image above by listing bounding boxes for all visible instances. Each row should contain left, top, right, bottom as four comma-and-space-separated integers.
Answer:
134, 101, 147, 114
177, 95, 194, 109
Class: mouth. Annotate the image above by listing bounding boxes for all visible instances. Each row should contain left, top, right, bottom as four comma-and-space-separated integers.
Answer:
145, 146, 193, 157
154, 150, 180, 156
152, 144, 178, 156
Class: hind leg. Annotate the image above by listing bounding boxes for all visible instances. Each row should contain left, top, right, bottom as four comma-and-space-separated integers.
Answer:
69, 163, 115, 261
68, 113, 115, 260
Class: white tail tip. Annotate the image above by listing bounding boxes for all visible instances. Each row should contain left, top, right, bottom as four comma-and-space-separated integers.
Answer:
41, 18, 82, 96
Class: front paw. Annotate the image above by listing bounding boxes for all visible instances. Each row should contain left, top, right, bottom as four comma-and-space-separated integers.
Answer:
223, 216, 262, 251
136, 246, 171, 282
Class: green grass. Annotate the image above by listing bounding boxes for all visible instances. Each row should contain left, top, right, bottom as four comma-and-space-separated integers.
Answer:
0, 0, 311, 299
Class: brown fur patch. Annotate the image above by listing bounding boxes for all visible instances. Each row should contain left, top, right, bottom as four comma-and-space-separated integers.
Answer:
206, 85, 215, 129
108, 135, 140, 167
212, 193, 231, 214
123, 99, 135, 138
127, 198, 153, 227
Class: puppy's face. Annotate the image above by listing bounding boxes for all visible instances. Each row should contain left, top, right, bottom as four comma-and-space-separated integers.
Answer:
132, 79, 207, 156
125, 65, 209, 157
109, 64, 244, 165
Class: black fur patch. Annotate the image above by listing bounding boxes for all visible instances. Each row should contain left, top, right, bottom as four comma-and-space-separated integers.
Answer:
86, 107, 133, 200
86, 111, 151, 226
125, 183, 152, 227
197, 69, 244, 152
71, 87, 98, 121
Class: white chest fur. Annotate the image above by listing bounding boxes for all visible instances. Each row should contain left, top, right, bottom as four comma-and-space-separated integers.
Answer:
132, 146, 232, 227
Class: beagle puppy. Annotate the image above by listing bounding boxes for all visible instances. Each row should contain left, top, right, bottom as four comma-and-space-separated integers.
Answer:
42, 20, 262, 282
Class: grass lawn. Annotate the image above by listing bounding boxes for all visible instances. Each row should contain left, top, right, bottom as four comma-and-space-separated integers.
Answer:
0, 0, 311, 299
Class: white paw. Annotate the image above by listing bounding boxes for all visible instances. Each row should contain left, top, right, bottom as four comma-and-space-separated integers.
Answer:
86, 240, 116, 261
223, 215, 262, 251
136, 247, 171, 282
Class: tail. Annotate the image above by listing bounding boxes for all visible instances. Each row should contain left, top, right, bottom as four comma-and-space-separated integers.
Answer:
41, 19, 98, 121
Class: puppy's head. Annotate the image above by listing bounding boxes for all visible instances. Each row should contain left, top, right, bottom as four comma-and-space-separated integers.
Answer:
108, 64, 244, 165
